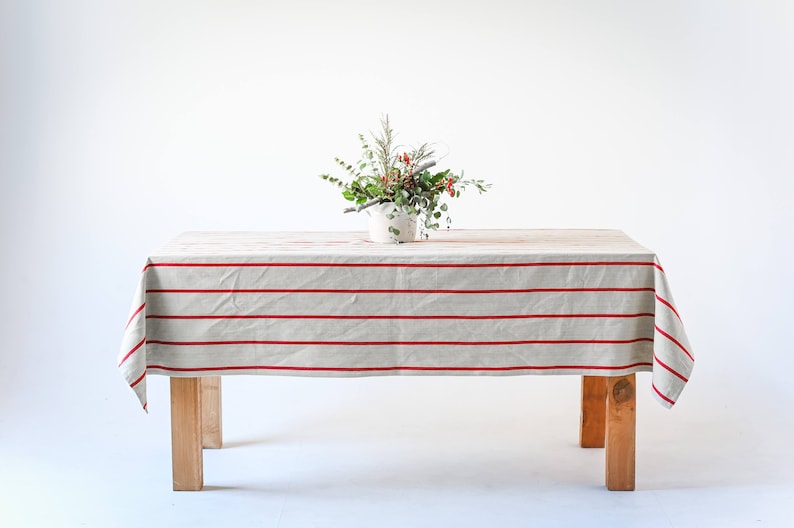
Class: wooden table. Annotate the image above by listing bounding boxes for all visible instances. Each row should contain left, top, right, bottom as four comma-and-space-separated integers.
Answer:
171, 374, 636, 490
118, 230, 693, 491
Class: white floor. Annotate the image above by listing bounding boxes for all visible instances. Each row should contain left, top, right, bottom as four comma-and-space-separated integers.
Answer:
2, 370, 793, 528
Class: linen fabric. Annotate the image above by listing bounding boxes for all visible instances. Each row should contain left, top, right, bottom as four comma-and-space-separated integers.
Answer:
118, 230, 693, 411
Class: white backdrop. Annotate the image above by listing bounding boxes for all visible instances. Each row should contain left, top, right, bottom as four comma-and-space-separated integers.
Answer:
1, 0, 793, 513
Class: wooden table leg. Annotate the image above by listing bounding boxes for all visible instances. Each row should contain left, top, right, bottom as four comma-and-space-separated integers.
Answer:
200, 376, 223, 449
580, 376, 607, 448
170, 377, 203, 491
605, 374, 636, 491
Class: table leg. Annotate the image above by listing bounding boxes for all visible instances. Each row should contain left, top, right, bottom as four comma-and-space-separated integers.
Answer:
580, 376, 607, 448
170, 377, 203, 491
200, 376, 223, 449
605, 374, 636, 491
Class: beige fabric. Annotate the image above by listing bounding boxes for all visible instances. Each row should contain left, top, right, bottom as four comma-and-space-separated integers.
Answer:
118, 230, 693, 410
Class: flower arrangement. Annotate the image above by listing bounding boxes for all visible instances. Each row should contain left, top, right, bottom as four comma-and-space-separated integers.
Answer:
320, 115, 489, 237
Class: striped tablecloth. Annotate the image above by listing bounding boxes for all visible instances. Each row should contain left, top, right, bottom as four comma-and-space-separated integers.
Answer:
118, 230, 693, 410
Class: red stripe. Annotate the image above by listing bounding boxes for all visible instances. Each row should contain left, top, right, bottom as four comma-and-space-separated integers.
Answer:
146, 338, 654, 347
653, 354, 689, 383
655, 295, 681, 321
147, 313, 655, 321
654, 325, 694, 362
146, 362, 653, 373
126, 303, 145, 329
130, 371, 146, 388
144, 261, 659, 271
118, 338, 146, 367
652, 383, 676, 405
146, 287, 655, 295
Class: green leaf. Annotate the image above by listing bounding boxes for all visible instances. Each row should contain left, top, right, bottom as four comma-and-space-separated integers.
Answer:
440, 203, 448, 211
434, 211, 441, 219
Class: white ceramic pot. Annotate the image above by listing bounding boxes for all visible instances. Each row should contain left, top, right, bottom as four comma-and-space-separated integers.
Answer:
366, 202, 417, 243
